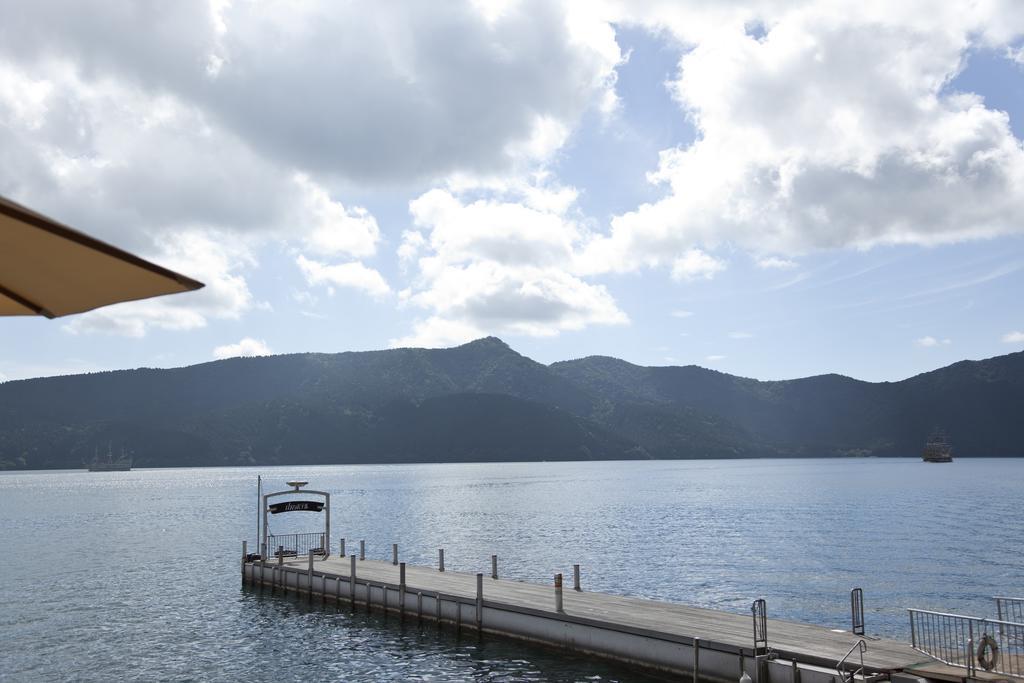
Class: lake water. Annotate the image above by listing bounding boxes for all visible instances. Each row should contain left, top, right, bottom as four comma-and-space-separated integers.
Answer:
1, 458, 1021, 681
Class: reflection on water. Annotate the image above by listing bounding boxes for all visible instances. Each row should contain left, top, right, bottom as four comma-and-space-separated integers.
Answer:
0, 458, 1021, 681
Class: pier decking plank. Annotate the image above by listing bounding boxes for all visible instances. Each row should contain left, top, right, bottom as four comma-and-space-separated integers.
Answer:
269, 556, 932, 673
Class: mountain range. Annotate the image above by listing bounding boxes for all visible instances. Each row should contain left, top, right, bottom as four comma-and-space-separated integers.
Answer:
1, 336, 1021, 469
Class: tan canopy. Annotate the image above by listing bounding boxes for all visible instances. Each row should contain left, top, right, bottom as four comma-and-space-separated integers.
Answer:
0, 195, 203, 318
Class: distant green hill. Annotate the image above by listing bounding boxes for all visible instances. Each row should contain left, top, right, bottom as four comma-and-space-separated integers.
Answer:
0, 337, 1021, 469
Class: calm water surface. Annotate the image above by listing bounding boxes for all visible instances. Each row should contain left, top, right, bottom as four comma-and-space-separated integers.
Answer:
1, 458, 1021, 682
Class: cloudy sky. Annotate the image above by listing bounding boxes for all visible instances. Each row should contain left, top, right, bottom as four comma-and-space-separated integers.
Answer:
2, 0, 1024, 383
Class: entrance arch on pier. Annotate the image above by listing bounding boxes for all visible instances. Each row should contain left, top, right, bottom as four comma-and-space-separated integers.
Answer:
260, 480, 330, 560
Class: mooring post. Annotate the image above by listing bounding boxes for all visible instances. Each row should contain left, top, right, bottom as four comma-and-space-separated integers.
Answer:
277, 545, 284, 566
307, 552, 314, 602
359, 539, 365, 561
476, 573, 484, 629
399, 562, 407, 619
438, 548, 445, 572
554, 573, 564, 612
392, 543, 398, 565
349, 554, 357, 604
573, 564, 581, 591
339, 538, 345, 557
491, 554, 498, 579
417, 591, 423, 621
693, 637, 701, 683
242, 540, 248, 580
792, 659, 801, 683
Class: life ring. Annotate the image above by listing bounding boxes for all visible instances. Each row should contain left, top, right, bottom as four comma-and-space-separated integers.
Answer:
976, 634, 999, 672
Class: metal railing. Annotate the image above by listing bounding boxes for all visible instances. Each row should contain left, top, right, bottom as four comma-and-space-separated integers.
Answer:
995, 597, 1024, 632
851, 588, 865, 636
837, 639, 867, 683
267, 532, 327, 559
909, 608, 1024, 678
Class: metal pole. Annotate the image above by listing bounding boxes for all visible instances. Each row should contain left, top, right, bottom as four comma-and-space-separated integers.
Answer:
324, 492, 330, 559
360, 539, 365, 561
350, 554, 356, 604
260, 544, 266, 592
256, 475, 261, 555
393, 543, 398, 565
476, 573, 484, 629
242, 540, 248, 580
491, 554, 498, 580
262, 493, 269, 561
554, 573, 564, 613
438, 548, 445, 572
693, 638, 700, 683
278, 545, 284, 566
573, 564, 581, 591
307, 552, 314, 602
400, 563, 406, 619
340, 537, 345, 557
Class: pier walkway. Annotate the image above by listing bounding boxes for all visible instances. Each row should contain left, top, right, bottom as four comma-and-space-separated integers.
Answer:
244, 552, 942, 682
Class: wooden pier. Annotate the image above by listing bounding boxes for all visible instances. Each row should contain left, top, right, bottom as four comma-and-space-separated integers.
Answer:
242, 546, 948, 683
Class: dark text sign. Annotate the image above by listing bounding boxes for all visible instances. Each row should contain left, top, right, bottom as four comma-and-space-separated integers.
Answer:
268, 500, 324, 514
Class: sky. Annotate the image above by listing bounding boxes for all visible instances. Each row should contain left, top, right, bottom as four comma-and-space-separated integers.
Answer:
2, 0, 1024, 383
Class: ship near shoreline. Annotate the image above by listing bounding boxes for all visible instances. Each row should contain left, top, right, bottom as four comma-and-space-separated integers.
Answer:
923, 430, 954, 463
87, 445, 132, 472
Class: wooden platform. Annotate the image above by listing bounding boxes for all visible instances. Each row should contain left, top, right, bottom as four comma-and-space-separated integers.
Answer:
262, 554, 932, 676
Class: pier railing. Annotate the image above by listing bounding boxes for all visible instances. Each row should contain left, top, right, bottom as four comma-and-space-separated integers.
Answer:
908, 608, 1023, 678
995, 597, 1024, 630
267, 532, 327, 558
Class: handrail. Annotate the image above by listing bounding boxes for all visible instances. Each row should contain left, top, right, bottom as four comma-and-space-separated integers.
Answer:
994, 596, 1024, 627
836, 639, 867, 683
908, 607, 1023, 678
909, 607, 1024, 627
267, 531, 328, 559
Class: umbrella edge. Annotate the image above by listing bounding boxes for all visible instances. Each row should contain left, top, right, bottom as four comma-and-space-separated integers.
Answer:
0, 195, 206, 293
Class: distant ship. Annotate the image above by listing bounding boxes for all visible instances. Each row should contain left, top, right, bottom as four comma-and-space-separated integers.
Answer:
87, 445, 132, 472
922, 430, 953, 463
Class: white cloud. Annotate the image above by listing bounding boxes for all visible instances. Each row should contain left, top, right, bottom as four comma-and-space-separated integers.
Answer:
0, 1, 621, 184
296, 255, 391, 298
670, 249, 726, 281
581, 3, 1024, 275
670, 309, 693, 318
213, 337, 272, 359
1002, 331, 1024, 344
0, 1, 621, 342
295, 173, 380, 258
729, 331, 754, 339
915, 336, 952, 347
389, 317, 487, 349
757, 256, 797, 270
705, 354, 726, 362
391, 186, 628, 346
63, 231, 255, 337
